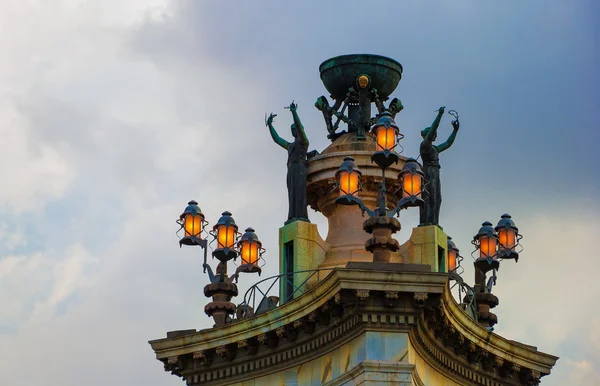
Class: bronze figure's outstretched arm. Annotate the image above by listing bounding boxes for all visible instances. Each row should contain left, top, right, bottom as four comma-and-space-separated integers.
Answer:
289, 102, 309, 146
424, 106, 445, 143
437, 118, 459, 153
266, 113, 289, 150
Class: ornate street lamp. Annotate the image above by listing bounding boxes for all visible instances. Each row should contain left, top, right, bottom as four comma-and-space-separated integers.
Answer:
397, 158, 425, 208
211, 211, 239, 262
495, 213, 522, 261
370, 111, 403, 169
469, 215, 524, 293
336, 157, 362, 203
447, 236, 462, 273
178, 200, 208, 246
176, 202, 264, 326
333, 108, 426, 262
335, 154, 426, 218
238, 227, 265, 275
465, 215, 524, 329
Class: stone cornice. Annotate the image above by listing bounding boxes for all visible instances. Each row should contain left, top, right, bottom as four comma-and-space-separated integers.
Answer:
149, 267, 557, 385
149, 268, 448, 360
407, 287, 559, 385
440, 288, 558, 373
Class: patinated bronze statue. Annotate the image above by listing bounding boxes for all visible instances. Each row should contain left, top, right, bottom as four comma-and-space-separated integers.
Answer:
419, 107, 459, 226
266, 102, 310, 224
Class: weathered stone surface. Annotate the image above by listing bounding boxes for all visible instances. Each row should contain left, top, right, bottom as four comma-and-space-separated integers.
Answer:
166, 329, 196, 339
150, 268, 558, 386
345, 261, 431, 272
362, 215, 401, 233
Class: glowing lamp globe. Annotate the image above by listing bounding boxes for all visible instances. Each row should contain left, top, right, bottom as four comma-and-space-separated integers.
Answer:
335, 156, 362, 204
178, 200, 207, 246
473, 221, 500, 269
370, 112, 403, 169
237, 227, 265, 274
447, 236, 461, 273
211, 211, 239, 262
398, 158, 425, 207
495, 214, 522, 261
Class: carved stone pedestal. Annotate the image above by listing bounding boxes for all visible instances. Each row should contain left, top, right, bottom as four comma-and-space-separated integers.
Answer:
204, 282, 238, 326
474, 291, 499, 328
363, 216, 401, 262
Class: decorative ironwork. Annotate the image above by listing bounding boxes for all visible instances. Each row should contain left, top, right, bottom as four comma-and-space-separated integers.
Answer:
448, 271, 478, 322
235, 269, 334, 320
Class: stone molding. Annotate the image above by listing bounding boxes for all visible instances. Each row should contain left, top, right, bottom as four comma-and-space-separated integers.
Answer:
323, 360, 417, 386
150, 268, 448, 358
407, 287, 558, 385
150, 267, 556, 386
439, 286, 558, 375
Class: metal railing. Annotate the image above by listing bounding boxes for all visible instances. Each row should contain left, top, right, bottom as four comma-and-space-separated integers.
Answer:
233, 268, 334, 320
230, 268, 478, 323
449, 271, 478, 322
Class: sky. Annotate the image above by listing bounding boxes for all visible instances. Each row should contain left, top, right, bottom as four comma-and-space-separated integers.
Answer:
0, 0, 598, 385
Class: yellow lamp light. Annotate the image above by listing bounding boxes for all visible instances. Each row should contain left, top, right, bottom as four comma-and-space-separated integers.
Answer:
238, 227, 265, 266
212, 211, 238, 250
399, 158, 424, 199
473, 221, 499, 260
178, 200, 207, 246
376, 126, 398, 152
479, 235, 497, 259
336, 157, 362, 198
447, 236, 461, 272
217, 224, 236, 249
495, 213, 522, 261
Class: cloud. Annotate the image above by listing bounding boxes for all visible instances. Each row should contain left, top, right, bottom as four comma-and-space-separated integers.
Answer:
0, 1, 597, 386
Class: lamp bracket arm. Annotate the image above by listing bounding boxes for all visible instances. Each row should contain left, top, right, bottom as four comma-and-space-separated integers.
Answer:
203, 263, 218, 283
386, 196, 414, 217
228, 265, 246, 283
355, 197, 377, 217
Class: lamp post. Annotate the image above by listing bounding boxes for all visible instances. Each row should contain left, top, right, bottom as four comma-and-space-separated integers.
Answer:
177, 201, 265, 326
335, 109, 425, 262
465, 214, 523, 329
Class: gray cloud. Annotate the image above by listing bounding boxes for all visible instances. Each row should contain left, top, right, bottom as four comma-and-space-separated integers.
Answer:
0, 1, 597, 385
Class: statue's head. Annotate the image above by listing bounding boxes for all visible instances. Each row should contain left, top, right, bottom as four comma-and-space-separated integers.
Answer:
421, 127, 436, 141
291, 123, 298, 138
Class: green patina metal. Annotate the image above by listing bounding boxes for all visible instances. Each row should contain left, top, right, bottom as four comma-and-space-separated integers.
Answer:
319, 54, 403, 99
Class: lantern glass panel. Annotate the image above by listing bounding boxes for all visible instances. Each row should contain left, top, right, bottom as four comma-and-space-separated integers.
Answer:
339, 171, 359, 197
479, 235, 497, 259
184, 213, 202, 237
448, 250, 457, 271
376, 127, 396, 151
402, 173, 422, 198
498, 228, 516, 250
240, 241, 260, 265
217, 225, 235, 249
